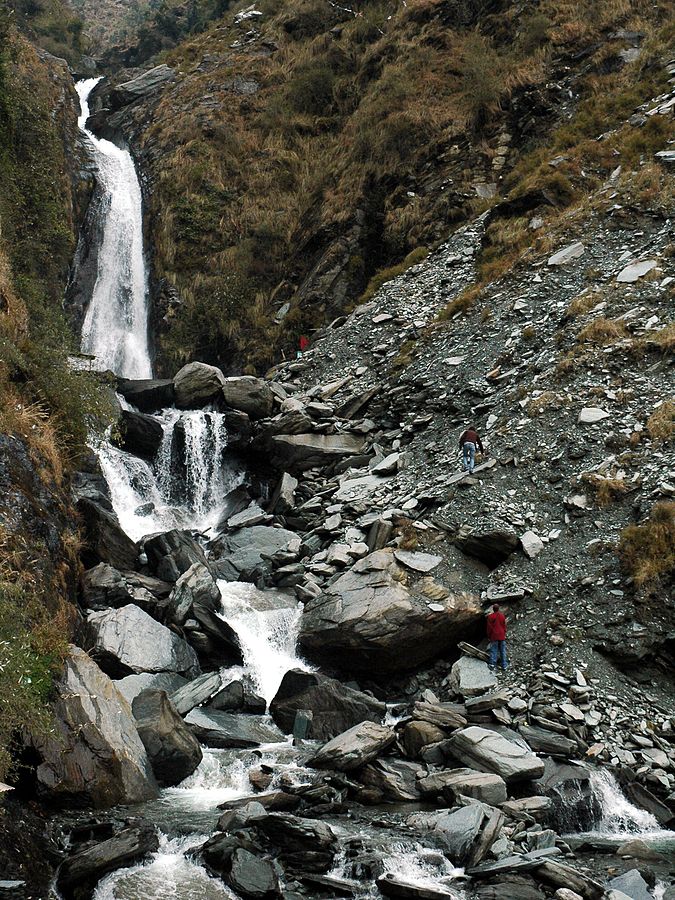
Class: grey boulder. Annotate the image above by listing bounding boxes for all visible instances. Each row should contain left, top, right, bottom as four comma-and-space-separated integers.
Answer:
170, 671, 224, 716
115, 672, 188, 706
308, 721, 395, 772
360, 759, 423, 801
228, 848, 280, 898
450, 657, 498, 698
141, 529, 209, 582
85, 603, 201, 679
418, 768, 507, 806
77, 498, 138, 570
113, 409, 163, 459
184, 709, 285, 748
109, 64, 176, 109
268, 433, 366, 471
270, 669, 386, 740
82, 563, 172, 619
222, 376, 275, 420
607, 869, 652, 900
298, 549, 481, 674
446, 726, 545, 783
210, 525, 298, 581
433, 804, 486, 865
32, 646, 158, 807
116, 377, 175, 412
173, 361, 226, 408
132, 689, 203, 786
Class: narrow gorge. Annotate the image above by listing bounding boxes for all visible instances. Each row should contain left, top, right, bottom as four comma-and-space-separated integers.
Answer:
0, 1, 673, 899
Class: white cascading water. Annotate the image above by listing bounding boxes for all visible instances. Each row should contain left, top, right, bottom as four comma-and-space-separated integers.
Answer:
217, 580, 311, 705
588, 769, 663, 836
76, 79, 151, 379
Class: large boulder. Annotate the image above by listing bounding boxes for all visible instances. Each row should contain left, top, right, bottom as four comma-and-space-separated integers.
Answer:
116, 377, 175, 412
228, 848, 280, 899
77, 498, 138, 570
222, 376, 275, 420
168, 563, 242, 667
56, 822, 159, 900
454, 530, 519, 569
210, 525, 298, 582
31, 647, 158, 807
270, 670, 386, 740
445, 726, 545, 784
433, 804, 486, 865
141, 529, 209, 582
184, 709, 284, 748
533, 759, 599, 832
113, 409, 163, 459
268, 433, 366, 471
255, 813, 338, 873
450, 657, 497, 698
132, 689, 203, 786
360, 759, 423, 801
418, 768, 507, 806
174, 361, 226, 408
84, 604, 201, 679
308, 721, 395, 772
108, 64, 176, 109
298, 549, 482, 674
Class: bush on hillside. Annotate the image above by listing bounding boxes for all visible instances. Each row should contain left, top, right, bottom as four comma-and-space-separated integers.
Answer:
618, 502, 675, 593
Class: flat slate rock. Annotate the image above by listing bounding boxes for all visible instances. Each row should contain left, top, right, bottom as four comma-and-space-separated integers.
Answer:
185, 709, 285, 748
446, 726, 545, 783
308, 721, 395, 771
393, 550, 442, 573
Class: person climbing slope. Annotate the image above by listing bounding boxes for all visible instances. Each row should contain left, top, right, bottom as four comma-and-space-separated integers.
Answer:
458, 424, 484, 474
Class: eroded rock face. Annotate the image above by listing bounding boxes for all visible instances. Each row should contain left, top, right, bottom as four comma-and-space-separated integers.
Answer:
32, 646, 158, 807
270, 669, 386, 740
84, 604, 201, 679
298, 549, 482, 674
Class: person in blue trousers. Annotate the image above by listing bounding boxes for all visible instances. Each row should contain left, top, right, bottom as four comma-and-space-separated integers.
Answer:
487, 603, 508, 671
458, 425, 485, 474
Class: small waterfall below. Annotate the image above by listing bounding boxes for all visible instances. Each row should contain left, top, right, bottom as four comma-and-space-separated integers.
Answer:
587, 769, 662, 836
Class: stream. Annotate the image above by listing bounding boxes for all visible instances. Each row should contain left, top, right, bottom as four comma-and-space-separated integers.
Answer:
70, 79, 674, 899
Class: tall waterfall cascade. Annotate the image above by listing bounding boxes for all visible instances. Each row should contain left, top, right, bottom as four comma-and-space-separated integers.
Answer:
76, 79, 152, 380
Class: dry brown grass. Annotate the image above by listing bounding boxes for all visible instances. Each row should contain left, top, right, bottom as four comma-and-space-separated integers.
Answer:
619, 501, 675, 591
583, 473, 629, 507
577, 317, 629, 346
646, 400, 674, 446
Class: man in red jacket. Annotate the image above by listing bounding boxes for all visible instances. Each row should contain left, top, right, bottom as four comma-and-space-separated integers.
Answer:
487, 603, 508, 671
459, 425, 484, 474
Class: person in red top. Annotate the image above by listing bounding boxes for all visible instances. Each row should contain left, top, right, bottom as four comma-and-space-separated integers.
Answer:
297, 335, 310, 358
459, 425, 485, 474
486, 603, 508, 671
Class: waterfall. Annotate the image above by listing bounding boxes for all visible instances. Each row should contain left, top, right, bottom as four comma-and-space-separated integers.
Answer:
588, 769, 662, 836
217, 581, 311, 706
75, 79, 151, 379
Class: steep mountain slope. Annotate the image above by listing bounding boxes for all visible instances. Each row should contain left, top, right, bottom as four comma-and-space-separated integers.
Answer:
87, 0, 673, 376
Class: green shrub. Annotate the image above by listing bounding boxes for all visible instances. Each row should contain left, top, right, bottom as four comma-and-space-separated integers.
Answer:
286, 64, 335, 116
460, 33, 505, 129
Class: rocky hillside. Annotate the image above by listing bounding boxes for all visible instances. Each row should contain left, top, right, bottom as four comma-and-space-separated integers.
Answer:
85, 0, 674, 375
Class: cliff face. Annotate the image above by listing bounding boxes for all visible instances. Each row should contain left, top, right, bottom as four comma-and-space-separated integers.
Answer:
86, 0, 672, 376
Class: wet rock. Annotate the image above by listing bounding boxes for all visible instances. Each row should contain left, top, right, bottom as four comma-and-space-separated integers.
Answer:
116, 377, 175, 412
222, 376, 275, 420
113, 409, 163, 459
474, 875, 546, 899
174, 361, 226, 408
623, 781, 674, 825
142, 529, 209, 582
169, 672, 222, 716
446, 726, 545, 783
184, 709, 284, 748
616, 838, 664, 861
217, 800, 269, 833
298, 549, 481, 675
210, 525, 297, 581
450, 657, 498, 698
270, 669, 386, 740
269, 433, 367, 471
255, 813, 338, 873
607, 869, 653, 900
377, 874, 459, 900
32, 646, 158, 806
308, 721, 395, 771
454, 530, 519, 569
501, 796, 552, 822
534, 760, 597, 832
228, 848, 280, 898
209, 679, 246, 712
56, 822, 159, 900
77, 498, 138, 570
418, 768, 507, 805
84, 604, 201, 679
132, 689, 202, 786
